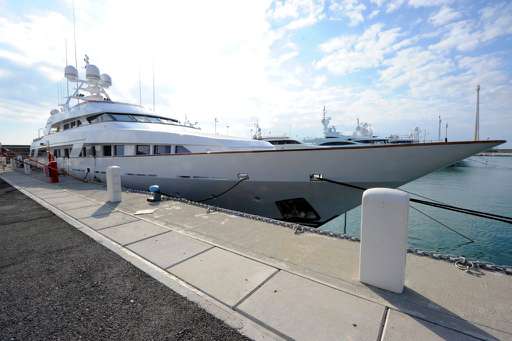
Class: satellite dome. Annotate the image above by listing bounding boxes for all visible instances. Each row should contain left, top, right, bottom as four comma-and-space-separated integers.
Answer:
100, 73, 112, 88
64, 65, 78, 82
85, 64, 100, 82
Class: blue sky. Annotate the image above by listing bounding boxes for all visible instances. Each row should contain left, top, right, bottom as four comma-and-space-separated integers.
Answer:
0, 0, 511, 146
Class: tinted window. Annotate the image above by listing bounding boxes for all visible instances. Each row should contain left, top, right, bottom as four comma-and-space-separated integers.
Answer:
112, 114, 136, 122
63, 123, 70, 130
114, 145, 124, 156
103, 145, 112, 156
133, 116, 152, 123
88, 114, 114, 123
154, 145, 172, 155
175, 145, 191, 154
64, 148, 70, 158
136, 145, 150, 155
320, 141, 355, 146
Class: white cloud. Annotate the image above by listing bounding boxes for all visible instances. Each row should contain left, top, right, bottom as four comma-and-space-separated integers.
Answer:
268, 0, 325, 31
373, 0, 451, 13
386, 0, 406, 13
408, 0, 452, 7
430, 3, 512, 52
429, 6, 461, 26
379, 47, 455, 96
369, 9, 380, 19
315, 23, 401, 75
329, 0, 367, 26
0, 12, 71, 79
370, 0, 386, 6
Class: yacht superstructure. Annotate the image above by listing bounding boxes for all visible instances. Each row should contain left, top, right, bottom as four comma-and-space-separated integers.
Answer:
30, 58, 504, 226
304, 107, 416, 146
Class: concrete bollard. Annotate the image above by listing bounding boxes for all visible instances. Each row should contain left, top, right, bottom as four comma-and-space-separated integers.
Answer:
24, 162, 31, 175
106, 166, 122, 203
359, 188, 409, 294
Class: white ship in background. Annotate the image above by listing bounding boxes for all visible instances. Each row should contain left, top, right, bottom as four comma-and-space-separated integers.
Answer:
30, 57, 504, 226
304, 107, 416, 146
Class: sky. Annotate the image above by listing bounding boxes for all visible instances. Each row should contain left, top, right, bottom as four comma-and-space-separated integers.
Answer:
0, 0, 511, 146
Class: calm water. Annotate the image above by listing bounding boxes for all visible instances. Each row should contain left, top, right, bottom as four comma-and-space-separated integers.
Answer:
321, 156, 512, 266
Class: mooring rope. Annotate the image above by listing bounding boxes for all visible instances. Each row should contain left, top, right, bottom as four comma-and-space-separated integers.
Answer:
310, 174, 512, 225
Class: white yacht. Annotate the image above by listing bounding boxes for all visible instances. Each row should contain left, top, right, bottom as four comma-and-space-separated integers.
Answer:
304, 107, 416, 146
252, 124, 314, 149
30, 58, 504, 226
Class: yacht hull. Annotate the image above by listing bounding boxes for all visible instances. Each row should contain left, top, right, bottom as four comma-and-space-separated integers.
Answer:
56, 140, 503, 226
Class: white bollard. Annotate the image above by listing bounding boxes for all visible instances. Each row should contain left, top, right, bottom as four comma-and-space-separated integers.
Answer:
24, 162, 31, 175
106, 166, 122, 203
359, 188, 409, 294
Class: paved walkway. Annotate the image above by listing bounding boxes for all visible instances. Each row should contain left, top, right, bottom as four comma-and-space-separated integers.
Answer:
0, 179, 250, 340
1, 169, 511, 340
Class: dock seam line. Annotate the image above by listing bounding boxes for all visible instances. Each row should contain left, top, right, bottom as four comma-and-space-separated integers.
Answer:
83, 217, 141, 231
234, 306, 295, 341
121, 230, 175, 247
233, 269, 281, 309
384, 306, 502, 341
164, 246, 217, 270
377, 306, 389, 341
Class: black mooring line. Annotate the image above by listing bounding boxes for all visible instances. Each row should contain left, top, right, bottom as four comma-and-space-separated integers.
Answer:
312, 175, 512, 225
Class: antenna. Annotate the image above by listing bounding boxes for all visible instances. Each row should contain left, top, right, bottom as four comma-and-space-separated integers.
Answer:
138, 68, 142, 106
214, 117, 218, 134
72, 0, 78, 103
152, 62, 155, 112
65, 39, 69, 98
438, 115, 442, 141
445, 122, 448, 142
474, 84, 480, 141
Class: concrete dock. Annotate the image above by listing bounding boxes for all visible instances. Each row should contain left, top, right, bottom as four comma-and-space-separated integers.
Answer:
0, 178, 250, 340
1, 169, 511, 340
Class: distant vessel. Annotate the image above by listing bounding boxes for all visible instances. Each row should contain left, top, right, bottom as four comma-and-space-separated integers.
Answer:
304, 107, 416, 146
252, 123, 314, 149
30, 57, 504, 226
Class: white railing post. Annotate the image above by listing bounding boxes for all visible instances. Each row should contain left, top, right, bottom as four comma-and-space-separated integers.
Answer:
359, 188, 409, 293
24, 161, 31, 175
106, 166, 122, 203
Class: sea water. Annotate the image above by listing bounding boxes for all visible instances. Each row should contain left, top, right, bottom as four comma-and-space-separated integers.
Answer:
321, 156, 512, 266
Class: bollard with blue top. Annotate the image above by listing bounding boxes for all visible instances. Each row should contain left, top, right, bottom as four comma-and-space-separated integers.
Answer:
147, 184, 161, 202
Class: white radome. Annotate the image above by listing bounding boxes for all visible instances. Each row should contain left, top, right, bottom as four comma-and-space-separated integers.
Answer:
64, 65, 78, 82
100, 73, 112, 88
85, 64, 100, 82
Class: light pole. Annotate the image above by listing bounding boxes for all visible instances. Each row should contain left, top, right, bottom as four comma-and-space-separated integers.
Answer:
438, 115, 442, 141
474, 84, 480, 141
